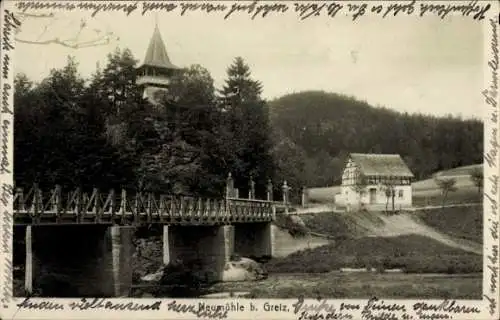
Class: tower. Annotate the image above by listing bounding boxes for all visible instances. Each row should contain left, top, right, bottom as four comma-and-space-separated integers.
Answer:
136, 22, 180, 105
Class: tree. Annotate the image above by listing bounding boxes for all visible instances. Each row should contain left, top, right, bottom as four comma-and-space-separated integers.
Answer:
14, 56, 136, 190
121, 64, 228, 196
469, 167, 483, 195
219, 57, 274, 197
220, 57, 263, 105
352, 172, 368, 207
271, 129, 307, 198
435, 177, 457, 208
93, 47, 144, 118
379, 181, 396, 213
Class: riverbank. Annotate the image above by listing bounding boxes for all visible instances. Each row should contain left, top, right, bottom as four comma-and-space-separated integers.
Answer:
212, 272, 482, 299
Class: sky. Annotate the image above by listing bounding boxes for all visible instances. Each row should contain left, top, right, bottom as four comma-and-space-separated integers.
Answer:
13, 5, 485, 119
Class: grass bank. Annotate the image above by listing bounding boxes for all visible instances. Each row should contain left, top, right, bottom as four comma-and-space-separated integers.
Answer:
215, 272, 482, 299
417, 205, 483, 243
265, 234, 482, 274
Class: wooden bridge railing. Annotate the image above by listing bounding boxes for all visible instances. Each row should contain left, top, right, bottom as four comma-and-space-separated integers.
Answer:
13, 185, 275, 225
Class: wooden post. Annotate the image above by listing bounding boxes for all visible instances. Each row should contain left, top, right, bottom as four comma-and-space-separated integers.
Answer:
267, 179, 273, 202
134, 191, 141, 215
210, 199, 217, 219
17, 187, 25, 212
146, 193, 152, 222
301, 186, 307, 207
197, 198, 202, 217
120, 189, 127, 224
188, 198, 194, 218
159, 195, 166, 216
282, 181, 289, 204
119, 189, 126, 214
169, 196, 176, 218
204, 199, 210, 218
93, 188, 100, 221
74, 187, 81, 220
226, 173, 234, 198
179, 196, 185, 219
109, 189, 116, 215
282, 181, 290, 215
54, 185, 62, 222
249, 176, 255, 200
32, 183, 41, 218
133, 192, 140, 223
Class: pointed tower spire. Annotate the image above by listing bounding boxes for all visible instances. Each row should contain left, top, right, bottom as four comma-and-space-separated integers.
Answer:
141, 24, 178, 70
136, 20, 181, 105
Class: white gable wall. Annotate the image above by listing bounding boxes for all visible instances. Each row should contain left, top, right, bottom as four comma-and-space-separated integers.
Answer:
339, 158, 413, 211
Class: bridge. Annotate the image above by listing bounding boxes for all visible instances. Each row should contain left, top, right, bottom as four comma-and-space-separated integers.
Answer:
13, 175, 293, 297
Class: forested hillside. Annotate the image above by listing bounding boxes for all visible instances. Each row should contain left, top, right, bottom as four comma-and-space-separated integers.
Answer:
269, 91, 483, 188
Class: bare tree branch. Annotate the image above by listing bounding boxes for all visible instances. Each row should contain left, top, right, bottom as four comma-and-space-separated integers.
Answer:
14, 12, 119, 49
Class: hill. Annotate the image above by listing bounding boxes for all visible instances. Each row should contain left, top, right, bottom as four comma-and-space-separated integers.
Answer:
269, 91, 483, 188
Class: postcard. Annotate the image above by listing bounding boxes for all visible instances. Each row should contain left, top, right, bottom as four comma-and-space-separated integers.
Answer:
0, 1, 498, 319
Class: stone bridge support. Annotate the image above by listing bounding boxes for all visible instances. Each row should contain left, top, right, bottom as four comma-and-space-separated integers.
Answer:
24, 224, 133, 297
162, 225, 234, 282
234, 222, 276, 259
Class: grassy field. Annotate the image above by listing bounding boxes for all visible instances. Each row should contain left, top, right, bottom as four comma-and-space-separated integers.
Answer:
413, 187, 481, 207
433, 164, 483, 177
265, 234, 482, 274
214, 272, 482, 299
418, 205, 483, 243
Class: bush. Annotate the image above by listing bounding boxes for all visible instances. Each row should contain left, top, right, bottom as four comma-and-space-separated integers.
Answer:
153, 259, 213, 297
274, 213, 309, 238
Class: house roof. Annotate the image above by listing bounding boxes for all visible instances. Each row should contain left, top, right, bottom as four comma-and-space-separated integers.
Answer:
349, 153, 414, 178
138, 25, 179, 70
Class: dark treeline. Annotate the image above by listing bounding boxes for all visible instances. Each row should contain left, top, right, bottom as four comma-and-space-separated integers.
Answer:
14, 50, 274, 198
269, 91, 483, 188
14, 50, 483, 198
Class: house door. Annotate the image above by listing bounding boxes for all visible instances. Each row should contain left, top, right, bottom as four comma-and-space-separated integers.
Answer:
369, 188, 376, 204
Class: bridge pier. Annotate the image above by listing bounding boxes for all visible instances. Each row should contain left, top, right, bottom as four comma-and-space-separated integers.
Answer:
234, 222, 276, 259
163, 225, 234, 282
23, 225, 133, 297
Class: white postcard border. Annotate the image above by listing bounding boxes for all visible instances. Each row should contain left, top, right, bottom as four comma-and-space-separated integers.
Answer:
1, 1, 499, 320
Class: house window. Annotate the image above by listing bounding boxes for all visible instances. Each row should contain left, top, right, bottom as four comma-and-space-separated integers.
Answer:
398, 190, 404, 198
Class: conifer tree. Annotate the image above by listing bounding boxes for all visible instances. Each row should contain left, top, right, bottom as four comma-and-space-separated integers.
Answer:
219, 57, 274, 197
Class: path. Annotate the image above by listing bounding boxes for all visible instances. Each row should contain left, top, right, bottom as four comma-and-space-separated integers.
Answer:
407, 202, 482, 211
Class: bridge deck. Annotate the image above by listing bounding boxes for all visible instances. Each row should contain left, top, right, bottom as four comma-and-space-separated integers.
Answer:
13, 186, 276, 225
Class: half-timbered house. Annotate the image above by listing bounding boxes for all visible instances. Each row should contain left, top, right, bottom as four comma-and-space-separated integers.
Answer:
338, 153, 414, 211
